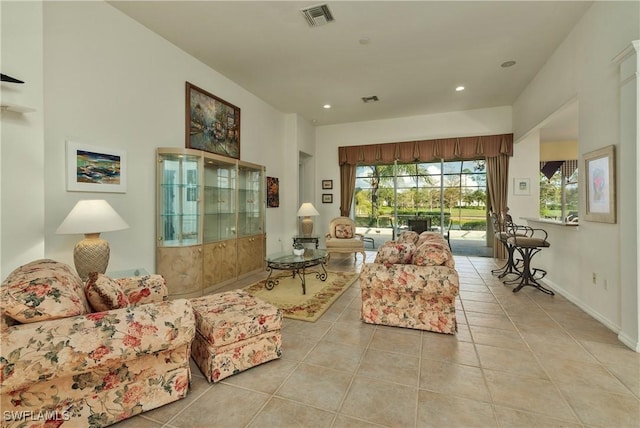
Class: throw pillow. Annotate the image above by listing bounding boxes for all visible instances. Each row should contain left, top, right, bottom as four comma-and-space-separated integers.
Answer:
374, 242, 416, 266
0, 259, 90, 323
85, 272, 130, 312
335, 223, 354, 239
413, 242, 451, 267
117, 275, 168, 305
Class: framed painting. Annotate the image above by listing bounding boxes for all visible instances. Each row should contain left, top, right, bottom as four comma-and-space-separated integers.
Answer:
66, 141, 126, 193
322, 179, 333, 190
583, 144, 616, 223
186, 82, 240, 159
267, 176, 279, 208
322, 193, 333, 204
513, 178, 530, 196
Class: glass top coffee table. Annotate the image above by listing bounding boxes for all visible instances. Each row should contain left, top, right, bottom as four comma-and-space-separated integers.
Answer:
264, 249, 328, 295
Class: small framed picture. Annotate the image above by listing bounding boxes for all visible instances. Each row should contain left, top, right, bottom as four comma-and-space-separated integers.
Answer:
584, 144, 616, 223
66, 141, 127, 193
513, 178, 530, 196
322, 179, 333, 190
322, 193, 333, 204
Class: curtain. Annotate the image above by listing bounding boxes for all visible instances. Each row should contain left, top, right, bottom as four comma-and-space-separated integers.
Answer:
339, 163, 357, 217
486, 154, 510, 259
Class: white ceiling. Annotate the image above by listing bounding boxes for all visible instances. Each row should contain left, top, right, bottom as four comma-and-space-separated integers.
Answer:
108, 0, 589, 133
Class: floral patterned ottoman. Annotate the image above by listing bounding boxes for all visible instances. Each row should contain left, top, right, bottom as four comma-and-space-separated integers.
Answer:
190, 290, 282, 382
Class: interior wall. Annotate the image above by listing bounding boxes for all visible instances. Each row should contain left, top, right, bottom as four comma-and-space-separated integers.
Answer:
41, 1, 288, 272
0, 1, 45, 277
314, 106, 513, 236
513, 1, 640, 348
508, 131, 540, 219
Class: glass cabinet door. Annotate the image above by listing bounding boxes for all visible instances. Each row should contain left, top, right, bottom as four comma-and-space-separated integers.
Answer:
203, 156, 237, 243
157, 150, 202, 246
237, 162, 265, 237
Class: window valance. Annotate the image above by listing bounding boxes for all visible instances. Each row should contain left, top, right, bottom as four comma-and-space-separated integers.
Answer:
338, 133, 513, 166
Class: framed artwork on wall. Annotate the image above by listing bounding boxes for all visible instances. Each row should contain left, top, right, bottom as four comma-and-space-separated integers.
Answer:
267, 176, 279, 208
322, 193, 333, 204
186, 82, 240, 159
513, 178, 530, 196
584, 144, 616, 223
322, 179, 333, 190
66, 141, 126, 193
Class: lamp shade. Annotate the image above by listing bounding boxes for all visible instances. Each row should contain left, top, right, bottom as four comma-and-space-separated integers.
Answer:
56, 200, 129, 235
296, 203, 319, 217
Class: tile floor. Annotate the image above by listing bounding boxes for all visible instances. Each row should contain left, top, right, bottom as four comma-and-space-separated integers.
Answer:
116, 253, 640, 428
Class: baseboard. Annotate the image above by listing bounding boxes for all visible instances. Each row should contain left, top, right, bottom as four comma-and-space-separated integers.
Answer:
618, 331, 640, 352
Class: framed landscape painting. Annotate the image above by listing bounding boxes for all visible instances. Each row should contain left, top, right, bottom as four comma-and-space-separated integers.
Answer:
66, 141, 126, 193
186, 82, 240, 159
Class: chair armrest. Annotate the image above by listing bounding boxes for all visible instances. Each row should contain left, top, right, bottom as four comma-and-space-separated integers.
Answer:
116, 274, 168, 304
0, 299, 195, 392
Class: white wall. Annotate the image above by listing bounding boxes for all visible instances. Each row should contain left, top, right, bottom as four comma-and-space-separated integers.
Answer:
314, 106, 513, 233
40, 1, 288, 272
513, 2, 640, 349
0, 1, 45, 278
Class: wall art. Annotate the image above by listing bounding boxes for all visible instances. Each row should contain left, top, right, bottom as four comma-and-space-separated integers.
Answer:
66, 141, 126, 193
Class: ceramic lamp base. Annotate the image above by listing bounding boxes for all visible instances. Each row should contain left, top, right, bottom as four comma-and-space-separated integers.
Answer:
301, 216, 313, 237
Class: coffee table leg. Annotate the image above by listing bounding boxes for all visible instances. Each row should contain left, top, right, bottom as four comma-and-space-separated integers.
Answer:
265, 266, 279, 290
301, 265, 307, 295
315, 261, 328, 282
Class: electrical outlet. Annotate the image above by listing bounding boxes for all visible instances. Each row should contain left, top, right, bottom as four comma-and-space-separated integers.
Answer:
592, 273, 597, 284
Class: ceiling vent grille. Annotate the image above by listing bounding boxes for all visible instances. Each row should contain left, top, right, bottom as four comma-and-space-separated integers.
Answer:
300, 4, 334, 27
362, 96, 379, 103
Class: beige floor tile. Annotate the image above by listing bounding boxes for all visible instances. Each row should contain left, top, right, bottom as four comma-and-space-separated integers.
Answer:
459, 290, 499, 303
540, 357, 631, 395
484, 370, 578, 423
417, 390, 497, 427
523, 332, 599, 364
559, 384, 640, 427
608, 363, 640, 397
357, 348, 420, 387
421, 334, 480, 367
280, 332, 318, 362
247, 397, 335, 428
419, 359, 491, 402
476, 344, 548, 379
469, 325, 529, 351
465, 312, 516, 331
331, 415, 383, 428
325, 319, 376, 347
368, 326, 422, 357
340, 376, 417, 427
493, 405, 583, 428
304, 339, 366, 373
461, 300, 505, 315
580, 339, 640, 368
276, 363, 352, 411
223, 358, 298, 394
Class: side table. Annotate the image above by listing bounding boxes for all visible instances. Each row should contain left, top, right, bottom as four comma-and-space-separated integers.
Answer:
293, 235, 320, 249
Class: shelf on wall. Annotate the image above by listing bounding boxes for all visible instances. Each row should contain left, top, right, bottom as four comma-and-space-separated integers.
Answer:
0, 103, 36, 113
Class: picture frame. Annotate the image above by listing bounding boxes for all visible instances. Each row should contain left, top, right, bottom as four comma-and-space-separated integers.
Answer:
513, 178, 530, 196
321, 179, 333, 190
322, 193, 333, 204
186, 82, 240, 159
66, 141, 126, 193
584, 144, 616, 223
267, 176, 279, 208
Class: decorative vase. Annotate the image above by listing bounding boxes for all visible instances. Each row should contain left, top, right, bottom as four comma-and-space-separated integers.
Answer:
293, 248, 305, 256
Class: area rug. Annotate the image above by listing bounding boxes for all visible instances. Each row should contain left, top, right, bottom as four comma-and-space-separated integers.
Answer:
243, 270, 359, 322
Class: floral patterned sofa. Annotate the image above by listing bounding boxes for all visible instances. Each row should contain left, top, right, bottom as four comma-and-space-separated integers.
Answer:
359, 231, 459, 334
0, 259, 195, 427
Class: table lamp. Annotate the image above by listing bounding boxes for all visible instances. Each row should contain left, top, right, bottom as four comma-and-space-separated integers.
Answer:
297, 202, 319, 237
56, 199, 129, 280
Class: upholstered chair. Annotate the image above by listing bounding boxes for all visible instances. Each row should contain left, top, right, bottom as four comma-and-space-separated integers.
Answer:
325, 216, 366, 263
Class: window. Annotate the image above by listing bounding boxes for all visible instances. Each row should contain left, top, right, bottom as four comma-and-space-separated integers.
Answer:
539, 160, 579, 222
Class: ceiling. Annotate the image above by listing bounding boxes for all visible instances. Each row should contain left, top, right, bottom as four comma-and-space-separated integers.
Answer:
108, 1, 590, 132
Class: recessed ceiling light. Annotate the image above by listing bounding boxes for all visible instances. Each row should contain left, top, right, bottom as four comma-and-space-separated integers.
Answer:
455, 86, 465, 92
501, 60, 517, 68
323, 104, 331, 109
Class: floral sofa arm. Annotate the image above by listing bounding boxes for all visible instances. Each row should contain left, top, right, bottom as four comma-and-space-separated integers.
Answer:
0, 299, 195, 393
116, 274, 168, 304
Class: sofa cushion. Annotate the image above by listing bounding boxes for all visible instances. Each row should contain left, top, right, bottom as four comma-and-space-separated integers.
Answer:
0, 259, 90, 323
335, 223, 354, 239
416, 231, 448, 247
85, 272, 130, 312
413, 242, 452, 267
374, 242, 416, 265
397, 231, 419, 244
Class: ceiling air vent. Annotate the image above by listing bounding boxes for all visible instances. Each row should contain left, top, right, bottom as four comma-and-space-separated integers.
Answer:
300, 4, 334, 27
362, 96, 379, 103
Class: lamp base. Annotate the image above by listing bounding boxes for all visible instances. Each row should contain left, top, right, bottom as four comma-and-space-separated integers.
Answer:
74, 233, 110, 280
301, 216, 314, 238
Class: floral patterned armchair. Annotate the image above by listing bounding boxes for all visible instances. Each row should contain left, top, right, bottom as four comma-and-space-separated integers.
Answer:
325, 216, 366, 263
0, 259, 195, 427
359, 232, 459, 334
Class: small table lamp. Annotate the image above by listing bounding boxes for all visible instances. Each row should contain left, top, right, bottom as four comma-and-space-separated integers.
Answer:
297, 202, 320, 237
56, 200, 129, 280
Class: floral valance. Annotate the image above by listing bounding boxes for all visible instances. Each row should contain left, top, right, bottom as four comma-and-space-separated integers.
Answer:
338, 133, 513, 166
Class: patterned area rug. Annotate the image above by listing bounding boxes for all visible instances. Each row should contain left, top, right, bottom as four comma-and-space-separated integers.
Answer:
243, 270, 359, 322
